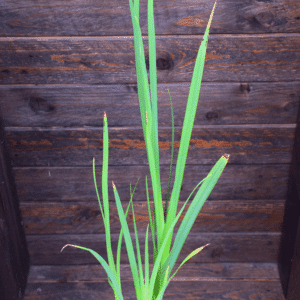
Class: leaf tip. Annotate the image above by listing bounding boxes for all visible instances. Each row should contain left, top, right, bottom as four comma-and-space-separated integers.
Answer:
103, 112, 108, 124
197, 243, 210, 253
112, 181, 116, 189
61, 244, 71, 252
222, 154, 230, 161
207, 0, 218, 28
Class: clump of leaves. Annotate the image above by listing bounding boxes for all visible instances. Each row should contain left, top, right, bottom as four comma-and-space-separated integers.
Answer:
62, 1, 229, 299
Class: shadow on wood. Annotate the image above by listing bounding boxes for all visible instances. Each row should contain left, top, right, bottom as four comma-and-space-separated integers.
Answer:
278, 95, 300, 299
0, 114, 30, 300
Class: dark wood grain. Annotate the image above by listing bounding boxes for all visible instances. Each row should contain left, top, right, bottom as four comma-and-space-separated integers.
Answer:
1, 0, 299, 37
0, 34, 299, 84
20, 199, 285, 235
6, 124, 296, 167
14, 164, 289, 202
26, 232, 281, 265
24, 280, 285, 300
26, 262, 281, 283
15, 164, 289, 202
1, 82, 299, 127
24, 263, 285, 300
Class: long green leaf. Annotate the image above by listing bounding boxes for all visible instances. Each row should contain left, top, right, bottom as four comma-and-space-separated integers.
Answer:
128, 0, 152, 137
148, 0, 158, 156
148, 0, 160, 200
170, 244, 209, 283
129, 0, 165, 249
152, 164, 216, 294
131, 200, 145, 294
61, 244, 124, 300
147, 168, 217, 299
163, 154, 229, 275
162, 0, 218, 270
112, 182, 142, 300
144, 224, 150, 299
146, 176, 158, 265
147, 0, 165, 253
156, 244, 209, 300
147, 190, 193, 299
101, 112, 117, 281
164, 86, 175, 222
115, 179, 139, 290
145, 111, 165, 247
93, 157, 104, 222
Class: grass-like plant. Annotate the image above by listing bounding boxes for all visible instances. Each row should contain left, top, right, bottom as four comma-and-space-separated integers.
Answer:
61, 0, 229, 299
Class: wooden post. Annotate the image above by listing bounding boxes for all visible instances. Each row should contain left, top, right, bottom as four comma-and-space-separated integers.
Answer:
279, 98, 300, 299
0, 117, 30, 300
287, 214, 300, 300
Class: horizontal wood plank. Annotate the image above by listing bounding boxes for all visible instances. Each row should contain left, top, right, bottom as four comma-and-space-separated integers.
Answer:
1, 82, 299, 127
26, 232, 281, 265
24, 279, 285, 300
0, 34, 299, 84
6, 125, 296, 167
26, 263, 281, 283
1, 0, 299, 36
20, 200, 285, 235
14, 164, 289, 201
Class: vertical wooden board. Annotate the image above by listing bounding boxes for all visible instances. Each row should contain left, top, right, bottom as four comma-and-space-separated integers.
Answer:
286, 215, 300, 300
278, 107, 300, 297
0, 120, 29, 299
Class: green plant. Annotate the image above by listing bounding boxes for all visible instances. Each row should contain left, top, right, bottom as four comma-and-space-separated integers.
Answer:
61, 0, 229, 299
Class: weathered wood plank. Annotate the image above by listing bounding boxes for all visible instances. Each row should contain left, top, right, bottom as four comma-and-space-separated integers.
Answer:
6, 125, 296, 167
1, 82, 299, 127
26, 263, 281, 283
14, 164, 289, 201
25, 263, 284, 300
1, 0, 298, 36
24, 280, 285, 300
0, 34, 299, 84
26, 232, 281, 265
25, 263, 284, 299
20, 200, 284, 235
